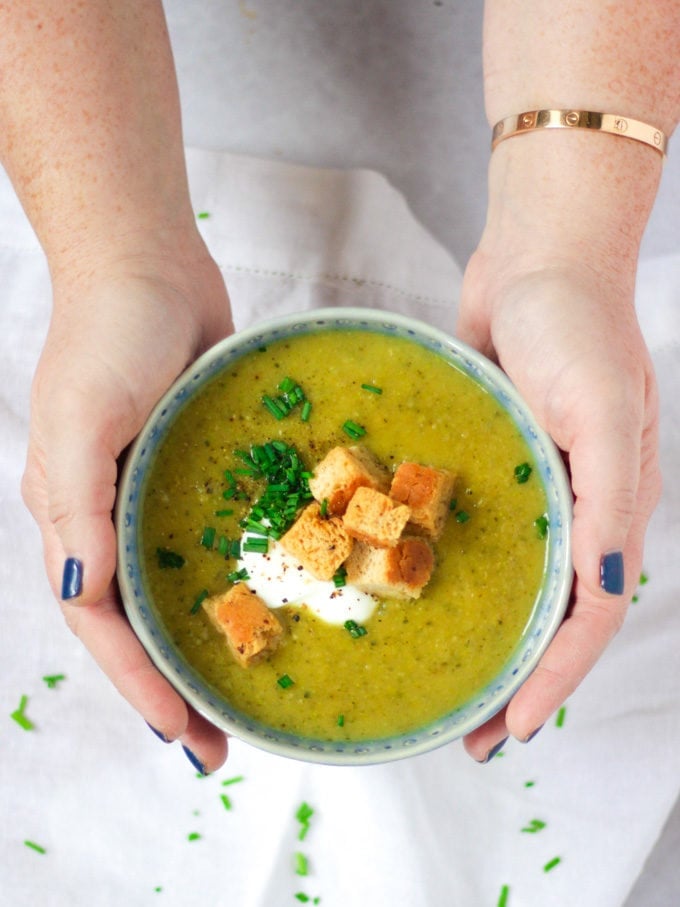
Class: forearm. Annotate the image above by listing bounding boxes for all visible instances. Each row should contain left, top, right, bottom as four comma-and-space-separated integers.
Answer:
481, 0, 680, 282
0, 1, 193, 276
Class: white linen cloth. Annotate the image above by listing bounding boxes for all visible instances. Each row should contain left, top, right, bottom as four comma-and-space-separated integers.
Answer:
1, 147, 679, 907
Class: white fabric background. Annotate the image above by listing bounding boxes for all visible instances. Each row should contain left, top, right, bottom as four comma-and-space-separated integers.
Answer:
1, 2, 679, 905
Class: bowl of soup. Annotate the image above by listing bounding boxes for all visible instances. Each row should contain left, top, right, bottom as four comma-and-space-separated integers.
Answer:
116, 307, 572, 765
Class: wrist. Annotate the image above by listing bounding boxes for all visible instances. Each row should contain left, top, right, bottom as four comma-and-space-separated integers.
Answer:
481, 128, 662, 286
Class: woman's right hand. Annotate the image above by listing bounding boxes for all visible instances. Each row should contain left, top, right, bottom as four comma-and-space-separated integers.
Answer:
22, 232, 234, 773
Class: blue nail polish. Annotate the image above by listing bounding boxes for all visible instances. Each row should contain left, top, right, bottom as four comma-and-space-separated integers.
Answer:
600, 551, 624, 595
61, 557, 83, 600
480, 737, 508, 763
523, 725, 543, 744
146, 722, 171, 743
182, 744, 208, 775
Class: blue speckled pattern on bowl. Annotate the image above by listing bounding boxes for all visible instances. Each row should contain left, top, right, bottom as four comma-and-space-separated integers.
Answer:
116, 307, 573, 766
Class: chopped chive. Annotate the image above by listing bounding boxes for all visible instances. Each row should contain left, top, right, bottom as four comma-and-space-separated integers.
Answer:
10, 695, 34, 731
294, 852, 309, 876
24, 840, 46, 855
521, 818, 546, 833
497, 885, 510, 907
221, 775, 244, 786
156, 547, 185, 569
187, 832, 201, 842
42, 674, 66, 689
455, 510, 470, 523
543, 856, 561, 873
277, 674, 294, 689
449, 498, 457, 511
295, 801, 314, 840
190, 589, 209, 615
301, 400, 312, 422
344, 619, 367, 638
200, 526, 216, 549
332, 566, 347, 588
514, 462, 533, 484
342, 419, 366, 440
214, 508, 234, 517
196, 211, 210, 219
294, 896, 310, 904
639, 571, 649, 585
243, 536, 269, 554
262, 394, 286, 420
524, 780, 535, 788
361, 383, 382, 394
337, 714, 345, 727
278, 376, 295, 394
534, 515, 549, 539
319, 498, 328, 518
229, 539, 241, 559
227, 567, 249, 583
217, 535, 229, 557
220, 794, 233, 811
555, 705, 567, 728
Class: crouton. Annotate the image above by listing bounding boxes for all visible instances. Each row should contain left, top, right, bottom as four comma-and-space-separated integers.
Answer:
279, 501, 354, 581
202, 583, 283, 668
343, 485, 411, 547
390, 462, 455, 539
344, 536, 435, 599
308, 445, 390, 515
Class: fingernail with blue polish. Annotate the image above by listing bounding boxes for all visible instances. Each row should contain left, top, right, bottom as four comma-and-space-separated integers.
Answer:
146, 722, 171, 744
600, 551, 624, 595
480, 737, 508, 764
523, 725, 543, 744
182, 744, 208, 775
61, 557, 83, 600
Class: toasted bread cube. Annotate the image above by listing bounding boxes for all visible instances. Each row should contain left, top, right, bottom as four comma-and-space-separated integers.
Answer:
202, 583, 283, 667
390, 462, 455, 539
280, 501, 354, 580
343, 485, 411, 547
345, 536, 434, 600
308, 445, 389, 515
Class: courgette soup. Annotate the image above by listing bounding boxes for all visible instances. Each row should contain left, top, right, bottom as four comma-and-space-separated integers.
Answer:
140, 329, 548, 742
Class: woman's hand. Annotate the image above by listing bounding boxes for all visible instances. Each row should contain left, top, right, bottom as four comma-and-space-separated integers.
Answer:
22, 235, 234, 773
457, 253, 661, 761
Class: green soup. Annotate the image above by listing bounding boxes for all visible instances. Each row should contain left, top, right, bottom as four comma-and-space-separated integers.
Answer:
141, 329, 548, 741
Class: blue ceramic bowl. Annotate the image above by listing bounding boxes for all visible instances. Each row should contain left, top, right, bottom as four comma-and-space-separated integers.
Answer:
116, 308, 573, 765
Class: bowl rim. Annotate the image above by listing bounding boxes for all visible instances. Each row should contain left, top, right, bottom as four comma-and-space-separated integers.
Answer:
116, 306, 573, 765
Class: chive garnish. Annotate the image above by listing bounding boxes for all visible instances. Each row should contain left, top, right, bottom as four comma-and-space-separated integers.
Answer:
361, 383, 382, 394
227, 568, 249, 583
243, 537, 269, 554
521, 818, 546, 833
200, 526, 216, 549
319, 498, 329, 518
190, 589, 209, 615
196, 211, 210, 219
10, 695, 34, 731
543, 856, 561, 873
344, 619, 367, 638
294, 852, 309, 876
514, 462, 533, 484
333, 566, 347, 588
214, 508, 234, 517
24, 840, 46, 855
301, 400, 312, 422
296, 802, 314, 840
294, 895, 310, 904
220, 794, 233, 811
222, 775, 244, 786
555, 705, 567, 727
337, 714, 345, 727
42, 674, 66, 689
156, 547, 185, 569
534, 515, 549, 539
455, 510, 470, 523
277, 674, 294, 689
497, 885, 510, 907
449, 498, 457, 511
342, 419, 366, 440
187, 832, 201, 842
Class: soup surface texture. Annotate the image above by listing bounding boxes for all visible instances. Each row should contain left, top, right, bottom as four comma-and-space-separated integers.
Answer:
140, 329, 548, 741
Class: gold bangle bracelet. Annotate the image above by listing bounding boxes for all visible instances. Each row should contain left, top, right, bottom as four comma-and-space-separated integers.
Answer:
491, 109, 668, 157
